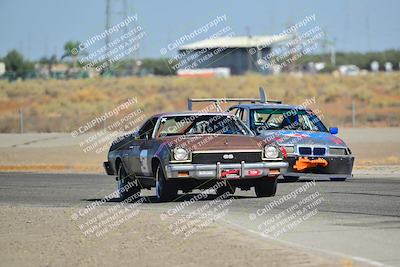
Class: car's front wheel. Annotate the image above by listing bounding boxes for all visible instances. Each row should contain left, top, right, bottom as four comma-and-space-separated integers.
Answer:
155, 164, 178, 202
118, 164, 140, 200
255, 178, 277, 197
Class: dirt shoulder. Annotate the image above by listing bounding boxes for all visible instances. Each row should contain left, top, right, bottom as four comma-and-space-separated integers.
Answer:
0, 205, 348, 267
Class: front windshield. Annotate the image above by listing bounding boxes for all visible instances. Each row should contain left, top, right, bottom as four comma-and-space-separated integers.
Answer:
250, 109, 328, 133
157, 114, 252, 137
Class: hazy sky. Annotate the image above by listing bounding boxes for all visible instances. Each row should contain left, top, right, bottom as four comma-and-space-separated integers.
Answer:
1, 0, 399, 60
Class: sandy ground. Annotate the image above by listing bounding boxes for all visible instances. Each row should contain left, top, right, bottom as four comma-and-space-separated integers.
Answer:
0, 128, 399, 173
0, 205, 348, 267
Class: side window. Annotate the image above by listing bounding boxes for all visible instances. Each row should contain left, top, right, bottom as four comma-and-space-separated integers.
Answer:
240, 109, 248, 124
228, 107, 238, 116
228, 107, 242, 118
138, 118, 158, 139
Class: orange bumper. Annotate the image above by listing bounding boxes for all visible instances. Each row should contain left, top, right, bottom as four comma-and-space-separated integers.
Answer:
293, 157, 328, 171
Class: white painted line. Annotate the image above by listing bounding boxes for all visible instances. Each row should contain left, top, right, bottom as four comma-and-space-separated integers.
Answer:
221, 218, 389, 267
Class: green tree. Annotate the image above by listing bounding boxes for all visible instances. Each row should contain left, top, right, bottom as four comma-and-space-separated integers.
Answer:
3, 50, 34, 79
140, 58, 177, 75
62, 41, 81, 69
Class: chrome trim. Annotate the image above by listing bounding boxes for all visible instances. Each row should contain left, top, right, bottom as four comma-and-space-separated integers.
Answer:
165, 161, 288, 179
193, 149, 262, 154
329, 146, 347, 149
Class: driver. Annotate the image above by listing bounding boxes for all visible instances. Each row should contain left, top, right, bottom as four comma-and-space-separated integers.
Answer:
281, 114, 299, 129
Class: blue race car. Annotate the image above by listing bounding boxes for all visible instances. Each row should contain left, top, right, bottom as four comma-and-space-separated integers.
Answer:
188, 89, 354, 182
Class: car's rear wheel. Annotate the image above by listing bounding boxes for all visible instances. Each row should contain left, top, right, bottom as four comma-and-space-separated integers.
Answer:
215, 182, 236, 197
282, 175, 299, 182
255, 178, 277, 198
118, 164, 140, 200
155, 164, 177, 202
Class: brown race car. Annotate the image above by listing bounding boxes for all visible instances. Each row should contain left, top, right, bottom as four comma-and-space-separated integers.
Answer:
104, 112, 288, 202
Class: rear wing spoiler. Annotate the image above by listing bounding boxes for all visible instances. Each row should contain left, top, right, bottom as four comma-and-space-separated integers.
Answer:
187, 87, 282, 111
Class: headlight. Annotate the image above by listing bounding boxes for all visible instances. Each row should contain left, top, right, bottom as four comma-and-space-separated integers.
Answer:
282, 146, 294, 154
173, 147, 190, 161
329, 147, 347, 155
264, 145, 279, 159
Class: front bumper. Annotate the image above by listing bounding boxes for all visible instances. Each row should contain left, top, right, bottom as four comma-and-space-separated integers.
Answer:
165, 161, 288, 180
283, 156, 354, 178
103, 161, 114, 175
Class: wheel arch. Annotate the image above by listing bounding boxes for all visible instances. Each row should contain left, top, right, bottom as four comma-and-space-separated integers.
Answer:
151, 157, 162, 177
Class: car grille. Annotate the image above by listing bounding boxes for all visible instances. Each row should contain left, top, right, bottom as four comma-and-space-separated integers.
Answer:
298, 147, 326, 156
192, 152, 262, 164
298, 147, 312, 155
313, 147, 326, 156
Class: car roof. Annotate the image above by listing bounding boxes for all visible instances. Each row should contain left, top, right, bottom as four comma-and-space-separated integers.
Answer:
232, 103, 309, 110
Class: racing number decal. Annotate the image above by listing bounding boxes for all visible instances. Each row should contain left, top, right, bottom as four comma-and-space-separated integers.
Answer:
140, 149, 150, 175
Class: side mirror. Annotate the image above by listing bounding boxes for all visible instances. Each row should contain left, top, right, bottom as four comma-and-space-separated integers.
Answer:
329, 127, 338, 135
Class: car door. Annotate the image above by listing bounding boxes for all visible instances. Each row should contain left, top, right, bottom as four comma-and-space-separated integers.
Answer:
139, 136, 159, 178
124, 117, 158, 176
121, 133, 143, 175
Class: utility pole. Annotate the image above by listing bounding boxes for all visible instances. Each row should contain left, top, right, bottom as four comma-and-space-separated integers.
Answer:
123, 0, 128, 37
105, 0, 111, 62
103, 106, 107, 130
19, 108, 24, 134
123, 0, 133, 75
352, 100, 356, 127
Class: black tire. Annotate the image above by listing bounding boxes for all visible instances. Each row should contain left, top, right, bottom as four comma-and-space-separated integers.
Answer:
330, 177, 347, 181
215, 182, 236, 197
283, 175, 299, 182
255, 178, 277, 198
118, 164, 140, 200
155, 165, 177, 202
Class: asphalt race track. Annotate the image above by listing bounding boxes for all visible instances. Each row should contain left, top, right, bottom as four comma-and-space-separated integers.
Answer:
0, 172, 399, 266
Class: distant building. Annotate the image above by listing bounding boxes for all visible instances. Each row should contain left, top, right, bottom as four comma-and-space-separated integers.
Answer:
177, 67, 230, 77
338, 65, 360, 76
178, 35, 292, 75
0, 62, 5, 76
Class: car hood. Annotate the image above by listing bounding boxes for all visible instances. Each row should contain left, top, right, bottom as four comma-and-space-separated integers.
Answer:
258, 130, 348, 147
160, 134, 264, 151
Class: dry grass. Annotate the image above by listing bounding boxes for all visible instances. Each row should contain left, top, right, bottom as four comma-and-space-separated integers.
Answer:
0, 164, 101, 172
0, 72, 399, 132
